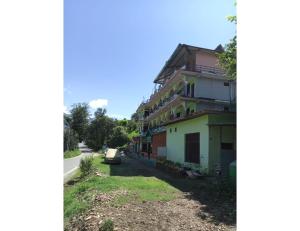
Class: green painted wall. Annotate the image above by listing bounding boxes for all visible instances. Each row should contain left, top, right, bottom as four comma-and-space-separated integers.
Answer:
208, 114, 236, 125
166, 113, 236, 175
208, 114, 236, 175
166, 115, 209, 173
208, 126, 221, 174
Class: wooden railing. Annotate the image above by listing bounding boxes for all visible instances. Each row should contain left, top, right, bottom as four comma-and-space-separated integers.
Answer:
192, 64, 225, 76
138, 64, 225, 112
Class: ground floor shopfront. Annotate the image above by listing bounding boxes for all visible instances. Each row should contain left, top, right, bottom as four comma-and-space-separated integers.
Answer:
131, 112, 236, 176
166, 112, 236, 175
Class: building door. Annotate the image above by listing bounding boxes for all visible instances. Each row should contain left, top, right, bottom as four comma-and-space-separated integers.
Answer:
220, 142, 236, 176
185, 132, 200, 163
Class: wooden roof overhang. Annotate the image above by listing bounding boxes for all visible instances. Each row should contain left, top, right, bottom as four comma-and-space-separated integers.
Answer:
154, 44, 223, 84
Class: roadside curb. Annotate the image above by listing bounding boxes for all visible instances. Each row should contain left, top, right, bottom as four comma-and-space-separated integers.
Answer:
64, 166, 79, 183
64, 153, 83, 161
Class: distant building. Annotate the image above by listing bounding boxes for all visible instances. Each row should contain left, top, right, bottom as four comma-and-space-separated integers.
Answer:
134, 44, 236, 176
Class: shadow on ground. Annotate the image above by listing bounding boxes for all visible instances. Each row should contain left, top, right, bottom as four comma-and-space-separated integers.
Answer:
102, 154, 236, 226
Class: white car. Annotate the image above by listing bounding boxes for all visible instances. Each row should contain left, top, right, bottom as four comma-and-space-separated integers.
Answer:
104, 148, 121, 164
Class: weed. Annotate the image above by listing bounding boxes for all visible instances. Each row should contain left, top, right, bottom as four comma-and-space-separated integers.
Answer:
80, 156, 94, 177
99, 219, 114, 231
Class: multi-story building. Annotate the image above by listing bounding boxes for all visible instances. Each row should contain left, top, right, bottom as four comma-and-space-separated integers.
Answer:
133, 43, 236, 175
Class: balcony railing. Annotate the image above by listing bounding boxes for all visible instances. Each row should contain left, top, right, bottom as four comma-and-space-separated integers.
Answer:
193, 64, 225, 76
145, 93, 182, 120
138, 64, 225, 110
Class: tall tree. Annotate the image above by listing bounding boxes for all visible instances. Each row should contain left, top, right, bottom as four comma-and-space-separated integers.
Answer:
64, 113, 79, 151
218, 15, 236, 80
70, 103, 90, 142
107, 126, 130, 148
94, 108, 107, 117
85, 108, 116, 151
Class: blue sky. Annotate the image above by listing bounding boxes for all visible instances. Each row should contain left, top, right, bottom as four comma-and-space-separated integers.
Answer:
64, 0, 236, 119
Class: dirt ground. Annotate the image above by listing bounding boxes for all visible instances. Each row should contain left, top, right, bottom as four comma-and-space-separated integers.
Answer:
67, 196, 235, 231
65, 156, 236, 231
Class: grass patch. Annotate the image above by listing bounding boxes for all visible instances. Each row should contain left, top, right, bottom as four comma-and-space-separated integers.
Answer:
100, 219, 114, 231
64, 155, 179, 221
64, 149, 81, 159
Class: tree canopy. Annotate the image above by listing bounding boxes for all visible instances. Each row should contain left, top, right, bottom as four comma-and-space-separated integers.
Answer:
70, 103, 90, 142
64, 113, 79, 152
107, 126, 130, 148
84, 107, 138, 151
64, 103, 138, 152
218, 15, 236, 80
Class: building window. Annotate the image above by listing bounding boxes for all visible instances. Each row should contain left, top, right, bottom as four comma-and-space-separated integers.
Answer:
186, 83, 190, 96
224, 82, 229, 86
175, 127, 177, 132
191, 83, 195, 97
185, 132, 200, 163
221, 142, 234, 150
176, 112, 181, 118
224, 106, 229, 111
170, 128, 172, 133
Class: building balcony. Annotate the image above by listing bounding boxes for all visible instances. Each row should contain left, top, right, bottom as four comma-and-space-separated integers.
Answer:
144, 95, 229, 123
145, 93, 186, 121
141, 65, 225, 110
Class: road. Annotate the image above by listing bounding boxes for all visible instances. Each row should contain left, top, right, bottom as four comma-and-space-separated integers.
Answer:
64, 143, 94, 181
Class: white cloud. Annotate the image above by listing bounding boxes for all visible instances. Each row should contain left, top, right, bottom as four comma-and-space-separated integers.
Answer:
63, 105, 70, 114
89, 98, 108, 109
108, 114, 128, 120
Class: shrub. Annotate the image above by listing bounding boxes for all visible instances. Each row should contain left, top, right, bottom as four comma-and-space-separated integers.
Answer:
118, 144, 128, 153
79, 156, 94, 177
99, 219, 114, 231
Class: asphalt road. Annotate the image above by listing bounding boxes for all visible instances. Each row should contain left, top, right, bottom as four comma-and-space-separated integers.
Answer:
64, 143, 93, 175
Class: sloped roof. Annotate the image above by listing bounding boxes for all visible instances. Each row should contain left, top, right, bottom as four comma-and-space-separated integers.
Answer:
154, 43, 224, 84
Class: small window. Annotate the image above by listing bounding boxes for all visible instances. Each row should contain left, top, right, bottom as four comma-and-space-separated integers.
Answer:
224, 82, 229, 86
175, 127, 177, 132
170, 128, 172, 133
191, 83, 195, 97
221, 143, 234, 150
176, 112, 181, 118
186, 83, 190, 96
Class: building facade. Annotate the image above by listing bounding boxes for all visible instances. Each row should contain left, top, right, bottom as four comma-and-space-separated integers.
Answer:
134, 43, 236, 176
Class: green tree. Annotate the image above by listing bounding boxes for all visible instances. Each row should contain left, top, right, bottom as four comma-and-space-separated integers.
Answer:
85, 108, 116, 151
64, 128, 79, 151
94, 108, 107, 117
107, 126, 130, 148
218, 15, 236, 80
126, 120, 137, 133
64, 113, 79, 151
70, 103, 90, 142
117, 119, 128, 127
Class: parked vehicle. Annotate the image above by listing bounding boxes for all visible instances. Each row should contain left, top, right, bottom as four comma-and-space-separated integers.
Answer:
104, 148, 121, 164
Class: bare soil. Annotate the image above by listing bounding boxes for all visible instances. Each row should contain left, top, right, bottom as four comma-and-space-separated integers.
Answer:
67, 195, 235, 231
65, 156, 236, 231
